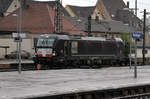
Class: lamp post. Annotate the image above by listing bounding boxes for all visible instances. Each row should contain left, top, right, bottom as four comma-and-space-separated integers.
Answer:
12, 14, 19, 62
134, 0, 138, 78
123, 0, 138, 78
18, 0, 22, 74
123, 8, 135, 69
127, 0, 138, 78
143, 9, 146, 65
142, 9, 150, 65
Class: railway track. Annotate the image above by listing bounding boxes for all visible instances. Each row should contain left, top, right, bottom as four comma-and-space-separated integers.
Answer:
0, 62, 143, 72
115, 93, 150, 99
29, 85, 150, 99
0, 64, 126, 72
0, 62, 35, 72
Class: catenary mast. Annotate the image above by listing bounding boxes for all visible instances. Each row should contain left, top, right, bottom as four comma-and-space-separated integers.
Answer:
54, 0, 63, 33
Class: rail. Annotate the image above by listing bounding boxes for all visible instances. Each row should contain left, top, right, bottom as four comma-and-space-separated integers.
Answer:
114, 92, 150, 99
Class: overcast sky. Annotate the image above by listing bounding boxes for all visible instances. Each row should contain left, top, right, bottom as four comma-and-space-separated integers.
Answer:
123, 0, 150, 18
37, 0, 150, 18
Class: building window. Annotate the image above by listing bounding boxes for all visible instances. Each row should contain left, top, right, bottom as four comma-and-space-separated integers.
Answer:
71, 41, 78, 54
142, 50, 147, 54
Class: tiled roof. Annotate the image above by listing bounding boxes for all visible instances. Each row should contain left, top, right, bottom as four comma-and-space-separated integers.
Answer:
101, 0, 126, 18
101, 0, 143, 31
0, 0, 13, 16
67, 5, 96, 18
66, 16, 132, 33
0, 3, 54, 33
0, 2, 85, 35
29, 1, 70, 16
115, 10, 143, 31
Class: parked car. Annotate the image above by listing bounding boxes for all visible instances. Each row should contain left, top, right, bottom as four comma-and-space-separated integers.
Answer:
7, 50, 31, 59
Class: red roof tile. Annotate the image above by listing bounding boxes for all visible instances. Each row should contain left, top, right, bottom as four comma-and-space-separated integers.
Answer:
0, 3, 85, 35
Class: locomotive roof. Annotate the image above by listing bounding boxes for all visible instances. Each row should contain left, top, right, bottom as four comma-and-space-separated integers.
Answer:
81, 37, 123, 42
39, 34, 70, 40
39, 34, 123, 42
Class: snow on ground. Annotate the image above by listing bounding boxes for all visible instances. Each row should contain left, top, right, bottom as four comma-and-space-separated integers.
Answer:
0, 66, 150, 99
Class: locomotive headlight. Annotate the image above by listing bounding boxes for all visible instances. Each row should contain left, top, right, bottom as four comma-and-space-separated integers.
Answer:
52, 52, 56, 56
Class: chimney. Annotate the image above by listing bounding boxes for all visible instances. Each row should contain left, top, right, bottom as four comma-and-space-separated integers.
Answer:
127, 1, 130, 8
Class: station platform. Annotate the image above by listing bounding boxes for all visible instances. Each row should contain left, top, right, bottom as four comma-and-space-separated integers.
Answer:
0, 66, 150, 99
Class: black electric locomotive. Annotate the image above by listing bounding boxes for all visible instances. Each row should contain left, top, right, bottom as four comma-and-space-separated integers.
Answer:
33, 34, 128, 68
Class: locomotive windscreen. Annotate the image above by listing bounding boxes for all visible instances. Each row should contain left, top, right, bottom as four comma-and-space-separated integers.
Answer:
37, 38, 55, 47
36, 38, 55, 57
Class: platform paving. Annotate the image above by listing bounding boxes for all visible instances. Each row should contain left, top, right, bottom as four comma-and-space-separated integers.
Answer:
0, 66, 150, 99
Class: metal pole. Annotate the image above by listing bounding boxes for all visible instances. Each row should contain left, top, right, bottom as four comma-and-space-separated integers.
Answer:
129, 31, 132, 69
54, 0, 62, 33
18, 0, 22, 74
134, 0, 137, 78
17, 2, 19, 63
143, 9, 146, 65
135, 0, 137, 16
126, 1, 132, 69
134, 40, 137, 78
88, 15, 91, 37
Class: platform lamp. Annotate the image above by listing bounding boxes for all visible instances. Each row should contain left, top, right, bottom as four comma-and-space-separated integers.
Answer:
18, 0, 22, 74
123, 8, 135, 69
123, 9, 138, 78
140, 9, 150, 65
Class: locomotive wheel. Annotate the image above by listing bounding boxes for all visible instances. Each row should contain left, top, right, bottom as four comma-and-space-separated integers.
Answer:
87, 60, 91, 65
72, 61, 80, 68
87, 60, 94, 68
53, 62, 60, 68
62, 60, 69, 68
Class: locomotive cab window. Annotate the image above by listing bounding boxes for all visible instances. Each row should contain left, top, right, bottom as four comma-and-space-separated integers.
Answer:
71, 41, 78, 54
37, 38, 55, 47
